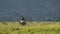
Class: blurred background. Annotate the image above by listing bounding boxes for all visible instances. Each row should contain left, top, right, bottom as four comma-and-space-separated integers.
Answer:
0, 0, 60, 21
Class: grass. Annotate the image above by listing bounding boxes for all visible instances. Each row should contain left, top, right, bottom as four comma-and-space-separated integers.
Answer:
0, 21, 60, 34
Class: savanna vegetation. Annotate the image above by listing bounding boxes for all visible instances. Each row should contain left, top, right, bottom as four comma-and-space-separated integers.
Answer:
0, 21, 60, 34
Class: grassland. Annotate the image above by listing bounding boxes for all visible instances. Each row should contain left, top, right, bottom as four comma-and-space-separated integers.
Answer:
0, 21, 60, 34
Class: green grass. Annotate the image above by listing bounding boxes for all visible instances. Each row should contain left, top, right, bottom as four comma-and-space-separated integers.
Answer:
0, 21, 60, 34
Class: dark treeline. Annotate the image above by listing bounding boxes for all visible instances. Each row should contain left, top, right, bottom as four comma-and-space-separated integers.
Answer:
0, 16, 60, 22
